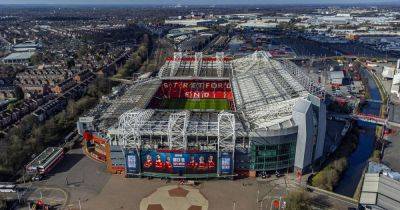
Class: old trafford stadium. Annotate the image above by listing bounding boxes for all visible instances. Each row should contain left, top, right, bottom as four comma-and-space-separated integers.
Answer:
77, 51, 327, 179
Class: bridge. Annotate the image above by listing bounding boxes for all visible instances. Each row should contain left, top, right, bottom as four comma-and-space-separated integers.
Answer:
352, 113, 387, 126
328, 112, 387, 126
365, 99, 383, 104
287, 55, 359, 61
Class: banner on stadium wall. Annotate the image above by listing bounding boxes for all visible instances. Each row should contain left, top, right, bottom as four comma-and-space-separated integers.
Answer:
140, 150, 217, 174
125, 149, 139, 174
219, 152, 233, 175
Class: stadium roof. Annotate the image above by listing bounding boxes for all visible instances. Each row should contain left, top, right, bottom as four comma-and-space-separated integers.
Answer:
231, 51, 324, 129
95, 78, 161, 130
158, 52, 232, 78
84, 51, 324, 147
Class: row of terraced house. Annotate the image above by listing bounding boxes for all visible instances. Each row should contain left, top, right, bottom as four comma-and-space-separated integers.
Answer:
0, 69, 95, 129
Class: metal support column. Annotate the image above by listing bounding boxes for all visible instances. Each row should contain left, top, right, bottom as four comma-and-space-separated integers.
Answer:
217, 111, 236, 176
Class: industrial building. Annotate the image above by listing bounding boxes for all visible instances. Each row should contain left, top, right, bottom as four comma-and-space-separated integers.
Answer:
391, 60, 400, 97
77, 51, 326, 178
2, 51, 35, 66
360, 162, 400, 210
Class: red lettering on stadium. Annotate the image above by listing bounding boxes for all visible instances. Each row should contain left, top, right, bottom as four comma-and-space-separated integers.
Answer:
159, 80, 233, 100
165, 57, 232, 62
148, 79, 236, 111
161, 81, 231, 92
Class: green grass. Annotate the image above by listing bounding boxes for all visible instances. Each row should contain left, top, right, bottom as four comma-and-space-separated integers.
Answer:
160, 99, 230, 111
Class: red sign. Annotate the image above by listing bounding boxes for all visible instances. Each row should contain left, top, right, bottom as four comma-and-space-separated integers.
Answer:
83, 131, 92, 141
165, 57, 231, 62
272, 199, 280, 208
159, 80, 233, 100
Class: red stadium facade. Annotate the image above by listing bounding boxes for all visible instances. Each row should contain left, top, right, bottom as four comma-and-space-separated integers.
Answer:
148, 79, 235, 110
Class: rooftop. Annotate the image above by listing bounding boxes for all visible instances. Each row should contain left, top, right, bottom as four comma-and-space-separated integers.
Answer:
2, 52, 35, 61
96, 79, 161, 130
84, 51, 324, 143
26, 147, 63, 170
230, 51, 323, 129
360, 173, 400, 209
158, 52, 231, 78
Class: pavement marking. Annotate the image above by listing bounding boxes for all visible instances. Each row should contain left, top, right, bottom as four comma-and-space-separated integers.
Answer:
34, 187, 69, 207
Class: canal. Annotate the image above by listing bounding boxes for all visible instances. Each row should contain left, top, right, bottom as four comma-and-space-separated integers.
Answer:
334, 68, 382, 197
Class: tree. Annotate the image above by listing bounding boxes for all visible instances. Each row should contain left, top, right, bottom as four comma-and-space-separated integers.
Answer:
75, 97, 97, 115
0, 196, 6, 209
66, 58, 75, 69
30, 53, 43, 65
6, 103, 15, 112
86, 83, 100, 98
137, 45, 148, 59
78, 45, 89, 58
15, 86, 24, 100
66, 99, 78, 119
333, 157, 347, 173
86, 78, 113, 98
370, 150, 381, 162
285, 190, 312, 210
144, 63, 157, 73
312, 170, 330, 190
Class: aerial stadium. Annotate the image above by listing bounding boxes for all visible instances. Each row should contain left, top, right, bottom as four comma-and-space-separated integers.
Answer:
77, 51, 327, 179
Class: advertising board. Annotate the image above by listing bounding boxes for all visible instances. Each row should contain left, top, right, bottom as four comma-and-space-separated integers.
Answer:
125, 149, 139, 174
219, 152, 233, 175
141, 150, 217, 174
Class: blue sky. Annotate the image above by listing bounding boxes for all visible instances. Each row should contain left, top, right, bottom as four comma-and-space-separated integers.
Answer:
0, 0, 395, 5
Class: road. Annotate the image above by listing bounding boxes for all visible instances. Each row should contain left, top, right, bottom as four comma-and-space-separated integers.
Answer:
23, 147, 111, 208
10, 146, 361, 210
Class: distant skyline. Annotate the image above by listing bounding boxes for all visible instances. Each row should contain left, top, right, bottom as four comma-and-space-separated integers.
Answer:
0, 0, 397, 5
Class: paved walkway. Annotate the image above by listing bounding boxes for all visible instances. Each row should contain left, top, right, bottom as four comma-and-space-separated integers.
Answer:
140, 185, 208, 210
26, 187, 68, 207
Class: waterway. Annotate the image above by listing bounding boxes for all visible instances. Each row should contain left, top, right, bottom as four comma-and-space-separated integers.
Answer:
334, 68, 382, 197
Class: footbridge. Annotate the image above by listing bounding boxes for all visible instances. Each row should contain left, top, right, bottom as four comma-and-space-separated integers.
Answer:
328, 113, 387, 126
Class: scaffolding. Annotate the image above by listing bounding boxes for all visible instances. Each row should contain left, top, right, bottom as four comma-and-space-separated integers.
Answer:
168, 111, 190, 150
118, 109, 154, 149
216, 52, 224, 78
194, 52, 203, 77
279, 59, 326, 100
217, 111, 236, 175
170, 52, 183, 77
